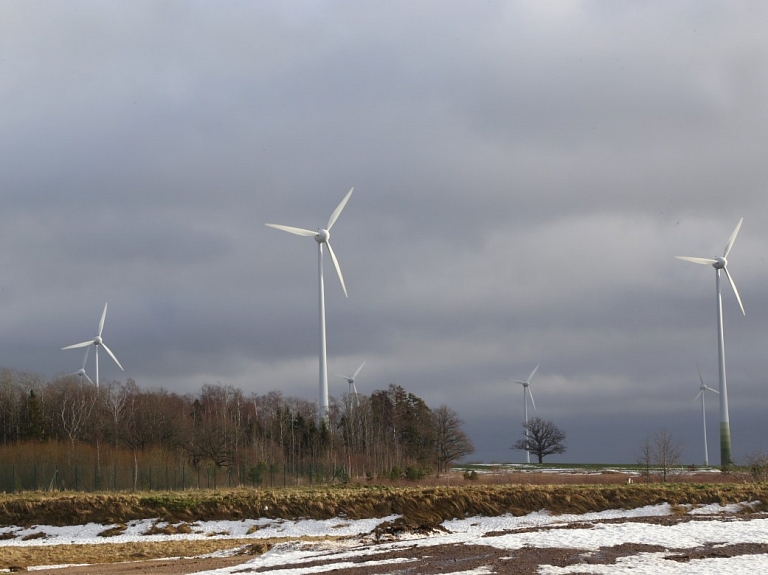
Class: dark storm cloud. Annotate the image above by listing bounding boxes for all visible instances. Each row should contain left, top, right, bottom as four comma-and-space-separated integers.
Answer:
2, 1, 768, 463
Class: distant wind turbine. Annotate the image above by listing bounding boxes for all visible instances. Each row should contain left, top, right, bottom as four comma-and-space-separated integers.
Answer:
515, 364, 539, 464
62, 302, 124, 388
266, 187, 354, 423
336, 360, 366, 403
72, 345, 94, 385
694, 363, 719, 467
676, 217, 745, 466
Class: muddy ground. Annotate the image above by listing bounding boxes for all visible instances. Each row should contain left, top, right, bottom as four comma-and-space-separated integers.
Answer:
21, 514, 768, 575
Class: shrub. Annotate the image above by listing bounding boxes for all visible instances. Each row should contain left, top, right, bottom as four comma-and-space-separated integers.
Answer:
247, 462, 268, 486
746, 450, 768, 482
404, 466, 428, 481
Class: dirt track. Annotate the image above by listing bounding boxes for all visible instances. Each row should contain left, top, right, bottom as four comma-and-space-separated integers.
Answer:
26, 541, 768, 575
29, 556, 249, 575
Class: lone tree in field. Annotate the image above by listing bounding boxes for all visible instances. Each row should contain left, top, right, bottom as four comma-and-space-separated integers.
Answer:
636, 429, 683, 483
513, 417, 566, 464
433, 404, 475, 475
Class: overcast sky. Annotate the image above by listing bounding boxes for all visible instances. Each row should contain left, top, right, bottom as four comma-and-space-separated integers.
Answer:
2, 1, 768, 464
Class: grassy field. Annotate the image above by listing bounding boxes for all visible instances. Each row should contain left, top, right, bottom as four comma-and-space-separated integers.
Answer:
2, 470, 768, 570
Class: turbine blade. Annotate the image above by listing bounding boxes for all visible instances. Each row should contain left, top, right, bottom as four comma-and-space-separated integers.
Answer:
528, 364, 540, 382
723, 217, 744, 258
98, 303, 108, 336
62, 341, 93, 350
528, 388, 536, 410
327, 187, 354, 231
81, 346, 91, 370
326, 241, 348, 297
705, 386, 719, 394
696, 363, 705, 388
334, 373, 349, 380
84, 373, 94, 385
101, 343, 124, 371
352, 382, 359, 397
515, 380, 526, 386
723, 267, 745, 316
693, 390, 703, 402
676, 256, 717, 265
265, 223, 317, 237
353, 360, 366, 378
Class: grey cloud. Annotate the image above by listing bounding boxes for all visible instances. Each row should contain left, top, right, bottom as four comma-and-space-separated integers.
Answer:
2, 1, 768, 465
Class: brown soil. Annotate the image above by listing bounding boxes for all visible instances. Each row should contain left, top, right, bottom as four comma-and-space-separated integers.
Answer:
16, 514, 768, 574
21, 555, 250, 574
32, 540, 768, 575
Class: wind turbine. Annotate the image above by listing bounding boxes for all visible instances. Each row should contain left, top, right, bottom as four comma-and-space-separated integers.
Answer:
62, 302, 124, 388
72, 346, 94, 385
694, 363, 719, 466
266, 187, 354, 423
336, 360, 366, 403
515, 364, 539, 464
676, 217, 744, 466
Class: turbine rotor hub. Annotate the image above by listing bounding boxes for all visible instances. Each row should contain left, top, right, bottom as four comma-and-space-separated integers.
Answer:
315, 229, 330, 243
714, 256, 726, 269
94, 336, 102, 345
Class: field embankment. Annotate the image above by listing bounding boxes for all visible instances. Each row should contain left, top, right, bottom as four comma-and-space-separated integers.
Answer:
3, 482, 768, 528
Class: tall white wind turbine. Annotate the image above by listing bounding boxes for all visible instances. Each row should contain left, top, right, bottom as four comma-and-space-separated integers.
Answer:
694, 364, 719, 467
515, 364, 539, 464
266, 187, 354, 423
337, 360, 366, 403
676, 217, 744, 466
62, 302, 124, 388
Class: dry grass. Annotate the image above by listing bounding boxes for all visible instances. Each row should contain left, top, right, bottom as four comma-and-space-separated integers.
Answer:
3, 477, 768, 570
2, 481, 766, 527
0, 538, 269, 570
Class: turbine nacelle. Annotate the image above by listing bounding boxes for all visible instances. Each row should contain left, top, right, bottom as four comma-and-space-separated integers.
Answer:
315, 229, 330, 244
94, 336, 103, 346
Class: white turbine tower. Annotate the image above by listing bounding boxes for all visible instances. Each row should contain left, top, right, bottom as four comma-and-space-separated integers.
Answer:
62, 302, 124, 388
694, 363, 719, 467
515, 364, 539, 464
266, 187, 354, 423
336, 360, 366, 403
676, 217, 745, 466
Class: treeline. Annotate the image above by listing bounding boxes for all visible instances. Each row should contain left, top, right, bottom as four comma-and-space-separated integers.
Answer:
0, 368, 473, 491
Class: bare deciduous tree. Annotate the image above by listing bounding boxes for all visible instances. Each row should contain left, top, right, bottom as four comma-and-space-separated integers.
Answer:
56, 379, 98, 462
513, 417, 566, 464
636, 430, 683, 483
433, 405, 474, 475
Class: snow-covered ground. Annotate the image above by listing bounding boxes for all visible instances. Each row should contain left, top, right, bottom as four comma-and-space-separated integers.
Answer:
2, 502, 767, 573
